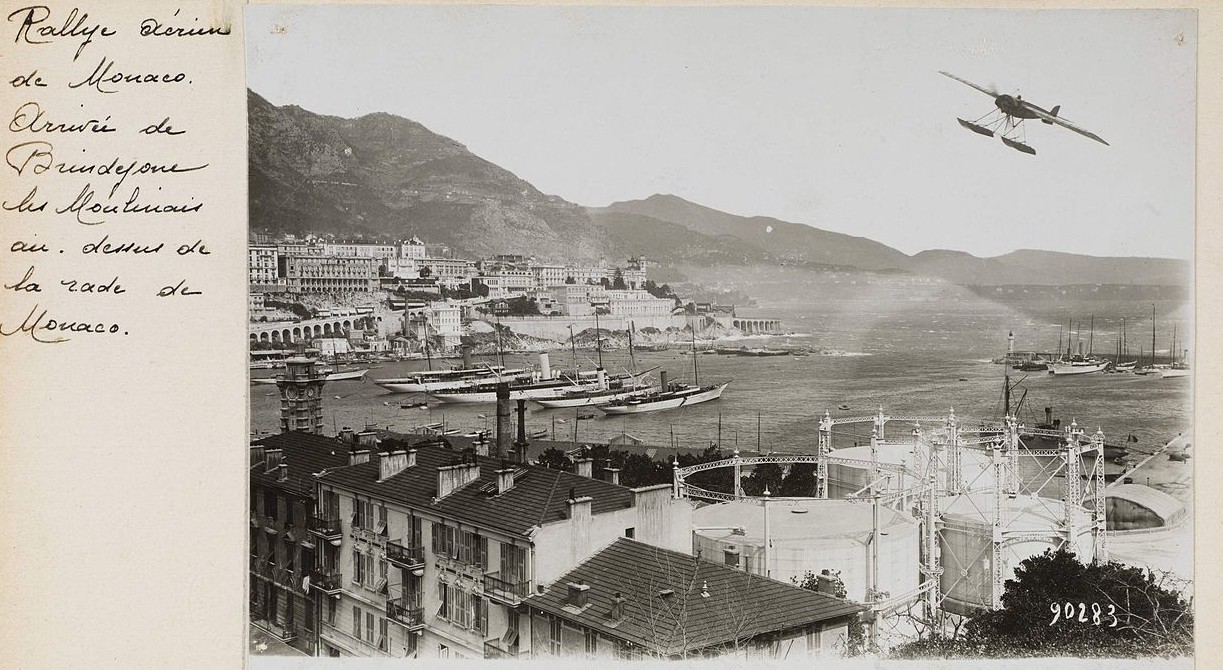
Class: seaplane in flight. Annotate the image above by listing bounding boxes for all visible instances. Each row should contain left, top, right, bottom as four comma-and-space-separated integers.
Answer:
940, 71, 1109, 155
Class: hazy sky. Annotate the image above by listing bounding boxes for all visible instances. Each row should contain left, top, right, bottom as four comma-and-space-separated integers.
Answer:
246, 6, 1195, 260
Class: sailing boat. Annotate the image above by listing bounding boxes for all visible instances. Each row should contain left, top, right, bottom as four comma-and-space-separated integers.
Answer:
600, 321, 728, 415
1134, 305, 1160, 375
1048, 316, 1108, 375
1159, 324, 1190, 379
534, 323, 657, 408
1114, 317, 1137, 371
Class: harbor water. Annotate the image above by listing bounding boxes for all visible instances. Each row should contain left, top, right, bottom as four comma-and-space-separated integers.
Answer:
250, 273, 1191, 458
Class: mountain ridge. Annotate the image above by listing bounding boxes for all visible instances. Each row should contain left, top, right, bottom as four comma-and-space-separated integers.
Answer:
248, 91, 1188, 286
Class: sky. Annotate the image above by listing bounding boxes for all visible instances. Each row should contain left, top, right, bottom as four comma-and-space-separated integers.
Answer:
245, 6, 1196, 260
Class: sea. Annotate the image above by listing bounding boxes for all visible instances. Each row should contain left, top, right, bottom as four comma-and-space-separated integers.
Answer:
250, 270, 1192, 458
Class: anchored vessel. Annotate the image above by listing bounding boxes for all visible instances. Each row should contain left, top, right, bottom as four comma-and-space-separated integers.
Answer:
373, 364, 531, 393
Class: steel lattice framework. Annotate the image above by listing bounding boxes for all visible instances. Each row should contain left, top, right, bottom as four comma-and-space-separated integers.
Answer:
670, 407, 1109, 644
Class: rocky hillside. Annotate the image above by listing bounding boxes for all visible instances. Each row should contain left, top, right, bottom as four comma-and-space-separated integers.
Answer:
249, 90, 610, 259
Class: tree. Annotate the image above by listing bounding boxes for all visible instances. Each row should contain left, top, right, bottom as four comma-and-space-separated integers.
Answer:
612, 268, 627, 290
779, 462, 817, 497
600, 276, 612, 288
564, 276, 576, 284
890, 549, 1194, 659
536, 447, 573, 472
740, 463, 783, 496
419, 265, 432, 278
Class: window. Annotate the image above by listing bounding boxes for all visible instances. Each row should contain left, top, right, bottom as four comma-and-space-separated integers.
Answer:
378, 617, 388, 651
352, 549, 365, 584
323, 491, 339, 519
326, 598, 337, 626
365, 611, 375, 644
377, 505, 388, 535
501, 543, 528, 584
624, 527, 635, 539
585, 629, 598, 657
354, 499, 371, 530
285, 498, 295, 526
410, 516, 422, 547
353, 606, 362, 639
549, 616, 562, 655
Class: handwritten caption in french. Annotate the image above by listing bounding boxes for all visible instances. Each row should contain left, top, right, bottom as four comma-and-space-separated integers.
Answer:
2, 4, 231, 344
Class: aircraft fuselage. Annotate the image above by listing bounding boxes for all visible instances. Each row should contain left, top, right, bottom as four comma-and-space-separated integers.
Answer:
994, 94, 1042, 119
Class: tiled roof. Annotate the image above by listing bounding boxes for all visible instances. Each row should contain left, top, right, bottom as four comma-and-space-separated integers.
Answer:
526, 538, 864, 656
251, 431, 355, 499
315, 439, 635, 538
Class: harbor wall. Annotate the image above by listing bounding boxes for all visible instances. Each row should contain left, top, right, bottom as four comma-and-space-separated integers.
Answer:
494, 314, 690, 340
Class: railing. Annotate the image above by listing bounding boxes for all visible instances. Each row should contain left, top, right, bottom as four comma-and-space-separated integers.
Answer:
385, 540, 425, 569
484, 640, 522, 659
310, 569, 343, 594
483, 573, 531, 604
308, 515, 342, 540
386, 596, 425, 630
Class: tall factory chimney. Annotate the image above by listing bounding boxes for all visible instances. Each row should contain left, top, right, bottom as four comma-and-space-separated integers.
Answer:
514, 398, 530, 463
495, 383, 512, 459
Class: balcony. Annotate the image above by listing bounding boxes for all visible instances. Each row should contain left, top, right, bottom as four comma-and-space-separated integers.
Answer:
386, 596, 425, 631
483, 573, 531, 606
310, 569, 343, 595
308, 515, 343, 543
484, 639, 522, 659
384, 540, 425, 571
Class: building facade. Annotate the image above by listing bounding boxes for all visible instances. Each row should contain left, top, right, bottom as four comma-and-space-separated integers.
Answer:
310, 440, 693, 659
278, 255, 380, 294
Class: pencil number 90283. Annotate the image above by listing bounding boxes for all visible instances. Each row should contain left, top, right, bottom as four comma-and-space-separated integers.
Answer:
1049, 602, 1118, 627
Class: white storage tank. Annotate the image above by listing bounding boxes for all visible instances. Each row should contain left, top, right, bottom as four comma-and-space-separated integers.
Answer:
692, 498, 920, 604
937, 493, 1095, 616
826, 443, 996, 499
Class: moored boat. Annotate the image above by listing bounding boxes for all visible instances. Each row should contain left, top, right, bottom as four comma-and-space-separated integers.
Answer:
374, 365, 531, 393
1047, 358, 1109, 375
599, 382, 728, 415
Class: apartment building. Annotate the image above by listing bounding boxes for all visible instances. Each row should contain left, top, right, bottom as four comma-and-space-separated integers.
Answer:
277, 255, 380, 294
309, 438, 693, 659
249, 431, 362, 656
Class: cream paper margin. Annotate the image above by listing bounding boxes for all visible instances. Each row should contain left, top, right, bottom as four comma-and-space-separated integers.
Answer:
0, 2, 1216, 670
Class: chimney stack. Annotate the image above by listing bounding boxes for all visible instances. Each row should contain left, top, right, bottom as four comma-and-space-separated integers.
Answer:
574, 457, 593, 479
495, 383, 512, 459
474, 436, 489, 457
349, 450, 371, 466
340, 427, 355, 444
265, 449, 283, 472
437, 461, 480, 499
379, 450, 410, 481
566, 495, 593, 522
608, 592, 626, 623
496, 467, 516, 494
514, 398, 530, 462
277, 463, 289, 482
566, 582, 590, 609
406, 448, 418, 469
357, 429, 379, 449
604, 467, 621, 486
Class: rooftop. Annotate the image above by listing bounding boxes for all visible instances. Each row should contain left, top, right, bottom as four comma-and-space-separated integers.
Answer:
526, 537, 864, 656
250, 431, 356, 499
316, 437, 637, 538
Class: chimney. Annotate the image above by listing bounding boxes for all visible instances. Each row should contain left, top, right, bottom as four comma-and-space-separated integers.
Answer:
604, 467, 621, 486
474, 437, 489, 457
406, 448, 418, 468
277, 463, 289, 482
250, 444, 266, 466
608, 592, 626, 624
495, 384, 512, 459
436, 461, 481, 499
1045, 407, 1053, 425
357, 429, 379, 449
379, 450, 410, 481
496, 467, 516, 495
514, 399, 530, 460
723, 547, 741, 568
566, 582, 590, 609
349, 450, 371, 466
340, 427, 355, 444
566, 495, 593, 521
265, 448, 283, 471
574, 457, 594, 479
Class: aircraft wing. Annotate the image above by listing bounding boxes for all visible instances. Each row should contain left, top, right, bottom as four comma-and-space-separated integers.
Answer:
1021, 102, 1110, 146
939, 71, 999, 98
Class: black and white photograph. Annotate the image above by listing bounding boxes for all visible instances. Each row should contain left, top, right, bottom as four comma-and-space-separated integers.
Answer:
242, 4, 1196, 663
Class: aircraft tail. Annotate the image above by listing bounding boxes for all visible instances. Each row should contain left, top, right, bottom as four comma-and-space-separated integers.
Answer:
1042, 105, 1060, 124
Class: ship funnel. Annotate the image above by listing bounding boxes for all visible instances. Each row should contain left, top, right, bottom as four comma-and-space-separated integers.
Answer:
660, 370, 669, 391
540, 352, 552, 379
462, 346, 472, 369
597, 367, 607, 390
